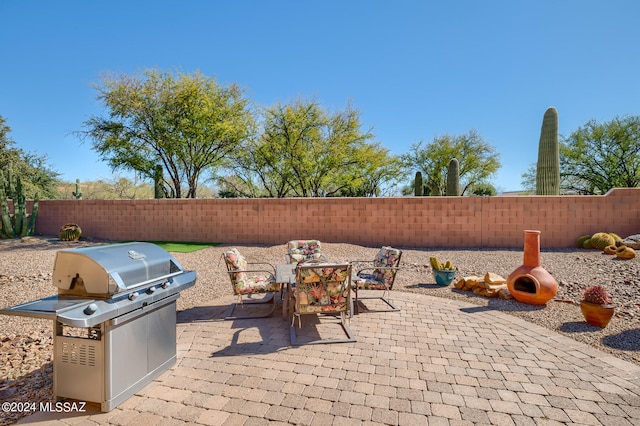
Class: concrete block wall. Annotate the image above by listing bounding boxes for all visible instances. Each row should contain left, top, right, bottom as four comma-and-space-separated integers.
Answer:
32, 188, 640, 248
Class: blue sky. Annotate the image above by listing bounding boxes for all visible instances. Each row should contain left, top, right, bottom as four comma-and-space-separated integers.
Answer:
1, 0, 639, 193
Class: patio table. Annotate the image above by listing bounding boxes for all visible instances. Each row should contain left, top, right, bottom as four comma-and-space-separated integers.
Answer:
275, 264, 297, 319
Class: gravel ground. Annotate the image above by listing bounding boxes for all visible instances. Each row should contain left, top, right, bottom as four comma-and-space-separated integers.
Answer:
1, 236, 639, 424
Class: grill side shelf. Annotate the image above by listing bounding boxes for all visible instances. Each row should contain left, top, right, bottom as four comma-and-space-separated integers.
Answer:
0, 296, 95, 321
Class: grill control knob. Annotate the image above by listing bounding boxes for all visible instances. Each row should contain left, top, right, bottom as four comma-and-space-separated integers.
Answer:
83, 303, 98, 315
161, 281, 170, 289
128, 292, 139, 301
146, 286, 156, 294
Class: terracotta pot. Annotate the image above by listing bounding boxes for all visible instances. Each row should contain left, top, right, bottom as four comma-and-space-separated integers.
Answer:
580, 301, 615, 327
507, 230, 558, 305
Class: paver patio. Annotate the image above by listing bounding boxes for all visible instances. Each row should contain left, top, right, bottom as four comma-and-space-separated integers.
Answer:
18, 292, 640, 425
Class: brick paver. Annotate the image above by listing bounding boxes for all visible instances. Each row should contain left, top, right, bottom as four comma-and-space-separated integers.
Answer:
18, 292, 640, 425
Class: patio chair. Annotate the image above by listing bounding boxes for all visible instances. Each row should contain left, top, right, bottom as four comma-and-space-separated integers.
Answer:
290, 260, 355, 345
222, 248, 281, 320
351, 246, 403, 314
285, 239, 328, 264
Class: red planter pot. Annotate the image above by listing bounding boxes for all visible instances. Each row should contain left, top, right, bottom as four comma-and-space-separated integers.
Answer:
580, 301, 615, 327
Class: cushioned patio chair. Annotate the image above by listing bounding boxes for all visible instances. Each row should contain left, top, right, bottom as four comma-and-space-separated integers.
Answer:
290, 260, 355, 345
222, 248, 281, 320
285, 239, 328, 264
351, 246, 403, 314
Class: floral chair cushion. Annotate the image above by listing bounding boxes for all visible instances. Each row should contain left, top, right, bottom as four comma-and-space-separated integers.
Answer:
287, 239, 324, 264
295, 264, 349, 314
223, 248, 278, 295
355, 246, 402, 290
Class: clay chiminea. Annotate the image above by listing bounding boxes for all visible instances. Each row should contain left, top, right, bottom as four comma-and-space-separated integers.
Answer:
507, 230, 558, 305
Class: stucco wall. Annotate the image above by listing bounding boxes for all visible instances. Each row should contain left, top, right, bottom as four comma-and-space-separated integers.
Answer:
32, 188, 640, 248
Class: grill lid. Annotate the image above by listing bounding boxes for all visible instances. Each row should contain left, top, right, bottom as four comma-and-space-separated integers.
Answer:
53, 242, 185, 297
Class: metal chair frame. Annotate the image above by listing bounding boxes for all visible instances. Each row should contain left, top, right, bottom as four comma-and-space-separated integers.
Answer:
351, 248, 403, 314
222, 250, 281, 320
285, 240, 329, 264
290, 260, 355, 345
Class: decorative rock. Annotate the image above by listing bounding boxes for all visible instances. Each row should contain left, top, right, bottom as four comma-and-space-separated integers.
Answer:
621, 234, 640, 249
498, 288, 513, 299
616, 246, 636, 260
484, 272, 506, 284
455, 274, 507, 297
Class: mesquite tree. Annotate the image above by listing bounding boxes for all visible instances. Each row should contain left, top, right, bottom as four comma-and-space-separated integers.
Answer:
402, 130, 500, 196
80, 69, 254, 198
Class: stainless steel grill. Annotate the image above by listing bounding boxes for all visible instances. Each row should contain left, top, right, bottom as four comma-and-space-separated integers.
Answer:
0, 242, 197, 411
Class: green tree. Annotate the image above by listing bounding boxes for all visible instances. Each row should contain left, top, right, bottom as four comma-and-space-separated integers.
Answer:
218, 131, 290, 198
80, 68, 254, 198
223, 99, 399, 197
337, 142, 405, 197
402, 130, 501, 196
468, 182, 497, 196
520, 163, 537, 192
560, 116, 640, 194
0, 114, 59, 199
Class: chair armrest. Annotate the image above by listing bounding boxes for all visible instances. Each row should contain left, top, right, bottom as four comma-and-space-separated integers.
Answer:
350, 260, 373, 266
355, 265, 401, 274
246, 261, 276, 274
286, 254, 330, 264
227, 268, 276, 276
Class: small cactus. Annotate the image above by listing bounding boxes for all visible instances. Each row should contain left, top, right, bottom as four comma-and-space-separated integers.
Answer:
609, 233, 623, 246
0, 168, 39, 238
590, 232, 616, 250
429, 256, 455, 270
582, 285, 612, 305
576, 235, 591, 248
59, 223, 82, 241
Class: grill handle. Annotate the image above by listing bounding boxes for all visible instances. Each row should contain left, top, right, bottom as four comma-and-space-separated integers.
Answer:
109, 270, 186, 294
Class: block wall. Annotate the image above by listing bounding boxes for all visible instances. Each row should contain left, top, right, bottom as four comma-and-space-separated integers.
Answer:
32, 188, 640, 248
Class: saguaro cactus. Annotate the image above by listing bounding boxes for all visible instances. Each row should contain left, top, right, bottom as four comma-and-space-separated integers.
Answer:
0, 169, 39, 238
446, 158, 460, 196
154, 165, 166, 199
536, 106, 560, 195
72, 178, 83, 199
414, 171, 423, 196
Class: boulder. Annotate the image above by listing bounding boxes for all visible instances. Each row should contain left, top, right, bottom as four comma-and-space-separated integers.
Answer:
621, 234, 640, 249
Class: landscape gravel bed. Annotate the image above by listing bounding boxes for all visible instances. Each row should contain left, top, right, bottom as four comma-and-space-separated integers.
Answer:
1, 237, 639, 425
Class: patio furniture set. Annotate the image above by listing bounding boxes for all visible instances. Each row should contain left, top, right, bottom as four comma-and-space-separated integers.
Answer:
221, 240, 403, 345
